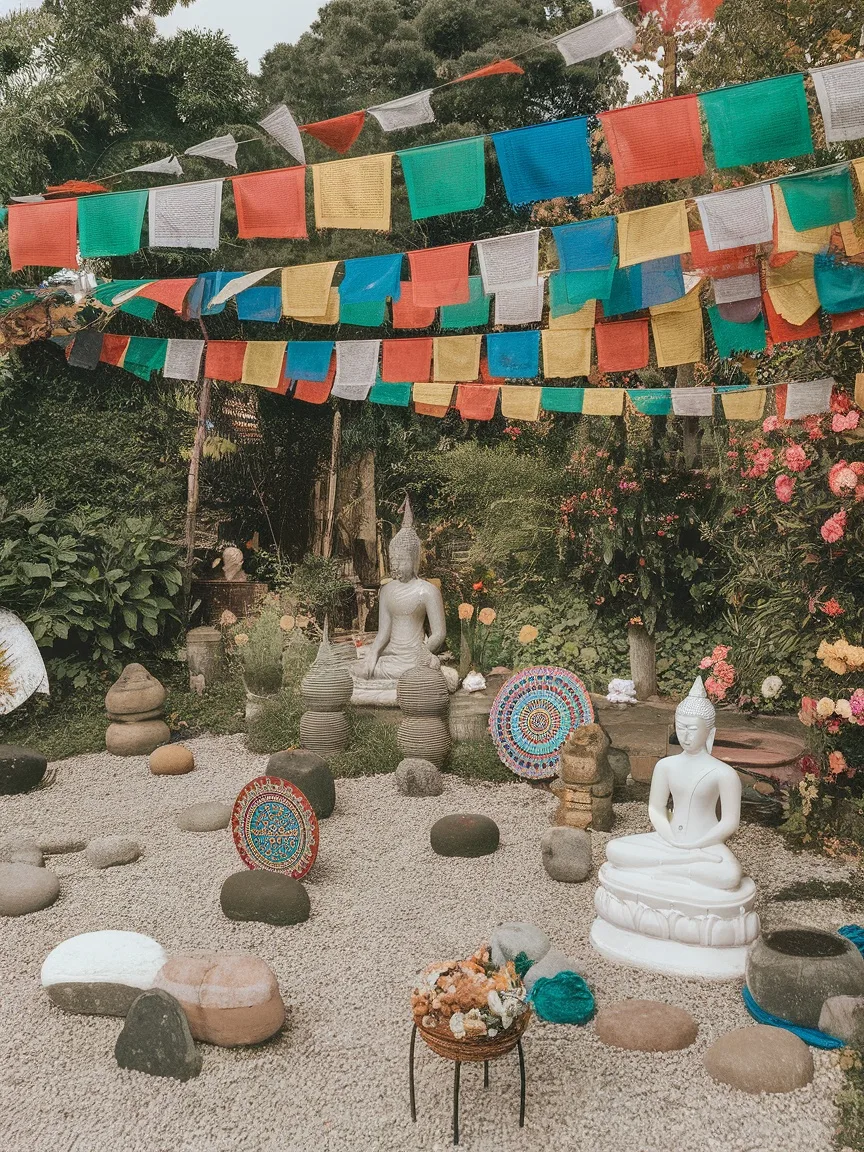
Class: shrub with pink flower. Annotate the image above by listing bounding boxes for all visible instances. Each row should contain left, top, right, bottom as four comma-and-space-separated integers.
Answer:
832, 411, 860, 434
828, 461, 861, 496
782, 444, 810, 472
699, 647, 735, 702
774, 474, 795, 503
821, 509, 847, 544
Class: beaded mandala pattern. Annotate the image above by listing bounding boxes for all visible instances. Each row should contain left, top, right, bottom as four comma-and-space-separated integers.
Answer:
231, 775, 319, 878
489, 666, 594, 779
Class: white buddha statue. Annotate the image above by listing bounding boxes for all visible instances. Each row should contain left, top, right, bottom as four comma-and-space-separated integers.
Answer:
589, 677, 760, 979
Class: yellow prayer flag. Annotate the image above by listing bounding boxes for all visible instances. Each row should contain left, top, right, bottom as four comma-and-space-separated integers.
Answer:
582, 388, 625, 416
771, 184, 832, 255
303, 288, 341, 326
651, 307, 704, 368
541, 329, 591, 378
721, 389, 766, 421
649, 284, 703, 316
412, 382, 455, 406
548, 299, 596, 330
500, 386, 542, 421
312, 153, 393, 231
854, 158, 864, 195
281, 262, 339, 318
433, 335, 482, 382
765, 253, 820, 325
840, 220, 864, 258
617, 202, 691, 268
241, 341, 286, 390
856, 373, 864, 410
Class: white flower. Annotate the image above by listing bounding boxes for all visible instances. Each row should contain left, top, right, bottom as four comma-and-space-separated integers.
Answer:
607, 678, 637, 704
836, 699, 853, 719
760, 675, 783, 700
448, 1012, 466, 1039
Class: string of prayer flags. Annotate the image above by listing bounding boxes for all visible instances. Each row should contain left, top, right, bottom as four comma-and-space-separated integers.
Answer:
236, 286, 281, 322
233, 169, 307, 239
99, 334, 130, 367
185, 135, 238, 168
552, 217, 616, 272
685, 230, 758, 280
713, 273, 761, 305
456, 60, 524, 81
335, 341, 381, 390
491, 118, 592, 205
778, 166, 856, 232
340, 298, 387, 326
541, 386, 584, 413
649, 289, 705, 366
699, 74, 813, 168
312, 153, 393, 231
381, 337, 433, 383
595, 319, 650, 372
67, 331, 103, 370
148, 181, 222, 250
8, 199, 78, 271
617, 201, 691, 267
259, 105, 306, 165
78, 189, 147, 258
286, 341, 334, 382
305, 288, 341, 325
763, 292, 821, 343
412, 382, 455, 416
672, 386, 714, 416
368, 91, 435, 132
598, 96, 705, 190
629, 388, 673, 416
433, 335, 483, 382
163, 339, 204, 381
814, 253, 864, 315
340, 253, 403, 304
783, 378, 834, 420
440, 277, 490, 329
695, 185, 775, 251
392, 282, 437, 329
476, 230, 540, 293
302, 111, 366, 154
242, 341, 286, 389
640, 0, 723, 32
205, 341, 246, 383
398, 138, 486, 221
551, 10, 637, 65
486, 330, 541, 379
708, 305, 767, 357
127, 155, 183, 177
406, 243, 471, 307
207, 269, 276, 311
494, 278, 544, 325
500, 385, 541, 421
582, 387, 625, 416
810, 60, 864, 144
719, 385, 766, 421
370, 380, 412, 406
765, 253, 819, 326
456, 384, 499, 421
771, 184, 832, 255
281, 262, 339, 318
123, 337, 167, 381
639, 256, 686, 309
541, 328, 592, 378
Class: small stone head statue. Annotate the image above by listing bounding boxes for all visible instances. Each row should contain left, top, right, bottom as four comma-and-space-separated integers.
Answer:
388, 497, 421, 584
675, 677, 717, 754
221, 546, 247, 583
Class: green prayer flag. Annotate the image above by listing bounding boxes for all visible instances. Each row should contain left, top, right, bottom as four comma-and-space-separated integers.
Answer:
628, 388, 672, 415
370, 380, 411, 407
440, 276, 490, 329
541, 387, 584, 413
90, 280, 152, 307
708, 305, 767, 358
398, 137, 486, 221
554, 260, 619, 314
700, 75, 813, 168
779, 167, 856, 232
123, 337, 168, 380
78, 189, 148, 258
339, 298, 387, 326
119, 295, 158, 320
0, 287, 36, 311
0, 207, 8, 226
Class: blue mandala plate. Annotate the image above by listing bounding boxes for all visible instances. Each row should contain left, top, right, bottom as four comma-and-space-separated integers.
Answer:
489, 666, 594, 780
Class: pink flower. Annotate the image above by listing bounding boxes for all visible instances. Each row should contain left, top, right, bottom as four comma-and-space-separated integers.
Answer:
850, 689, 864, 719
782, 444, 810, 472
804, 415, 825, 440
829, 462, 859, 496
821, 598, 844, 617
710, 645, 730, 663
798, 697, 818, 727
833, 411, 861, 433
699, 657, 713, 670
762, 415, 779, 433
713, 660, 736, 686
774, 474, 795, 503
829, 750, 848, 776
705, 676, 727, 701
821, 509, 848, 543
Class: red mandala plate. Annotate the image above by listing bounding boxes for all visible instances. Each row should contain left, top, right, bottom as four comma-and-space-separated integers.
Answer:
231, 775, 319, 878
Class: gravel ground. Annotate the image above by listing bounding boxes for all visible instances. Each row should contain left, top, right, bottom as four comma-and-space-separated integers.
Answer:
0, 733, 857, 1152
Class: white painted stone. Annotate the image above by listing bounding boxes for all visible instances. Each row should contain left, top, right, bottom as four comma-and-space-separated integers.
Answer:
41, 930, 167, 989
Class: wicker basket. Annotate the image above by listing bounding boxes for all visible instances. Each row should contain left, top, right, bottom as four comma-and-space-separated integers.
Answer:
416, 1008, 531, 1063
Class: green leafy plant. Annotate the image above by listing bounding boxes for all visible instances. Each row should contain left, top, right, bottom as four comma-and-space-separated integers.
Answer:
232, 605, 285, 695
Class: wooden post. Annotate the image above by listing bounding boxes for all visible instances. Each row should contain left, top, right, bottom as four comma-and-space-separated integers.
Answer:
322, 406, 341, 560
662, 33, 677, 98
183, 319, 212, 604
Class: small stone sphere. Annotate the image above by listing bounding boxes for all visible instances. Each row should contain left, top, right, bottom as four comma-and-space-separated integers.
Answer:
149, 744, 195, 776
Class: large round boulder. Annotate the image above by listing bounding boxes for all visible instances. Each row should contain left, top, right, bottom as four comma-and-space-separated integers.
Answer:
704, 1025, 813, 1093
0, 863, 58, 916
220, 870, 310, 926
154, 951, 285, 1046
41, 930, 168, 1016
266, 749, 335, 818
746, 926, 864, 1028
150, 744, 195, 776
0, 745, 47, 795
106, 720, 171, 757
176, 801, 232, 832
595, 999, 698, 1052
430, 813, 500, 858
541, 826, 592, 883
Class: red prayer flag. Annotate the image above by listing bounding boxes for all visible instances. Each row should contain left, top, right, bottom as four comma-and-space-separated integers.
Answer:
381, 338, 433, 383
99, 334, 130, 367
391, 282, 437, 329
479, 358, 505, 386
455, 60, 525, 82
831, 309, 864, 333
301, 111, 366, 154
598, 96, 706, 190
414, 401, 452, 417
595, 319, 650, 372
8, 199, 78, 272
456, 384, 499, 420
407, 244, 472, 308
205, 341, 247, 383
232, 168, 307, 239
640, 0, 723, 32
294, 361, 335, 403
45, 180, 108, 195
684, 231, 758, 278
763, 293, 821, 344
137, 278, 197, 314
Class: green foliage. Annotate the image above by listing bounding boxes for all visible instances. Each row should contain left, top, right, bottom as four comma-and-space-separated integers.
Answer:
0, 497, 182, 687
328, 713, 402, 777
258, 554, 355, 624
447, 736, 512, 783
234, 606, 285, 695
244, 686, 304, 754
837, 1053, 864, 1152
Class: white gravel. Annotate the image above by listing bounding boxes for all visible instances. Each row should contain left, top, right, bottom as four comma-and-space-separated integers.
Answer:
0, 733, 857, 1152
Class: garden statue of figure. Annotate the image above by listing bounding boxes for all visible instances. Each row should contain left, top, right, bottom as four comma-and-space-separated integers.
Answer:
351, 498, 449, 706
221, 546, 247, 583
589, 677, 760, 979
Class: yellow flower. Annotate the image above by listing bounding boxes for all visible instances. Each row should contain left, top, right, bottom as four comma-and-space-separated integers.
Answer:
219, 609, 237, 627
518, 624, 539, 644
816, 697, 835, 718
234, 633, 249, 647
279, 614, 296, 632
478, 608, 497, 626
458, 603, 474, 621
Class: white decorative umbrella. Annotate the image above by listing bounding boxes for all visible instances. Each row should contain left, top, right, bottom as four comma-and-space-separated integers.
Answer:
0, 609, 49, 715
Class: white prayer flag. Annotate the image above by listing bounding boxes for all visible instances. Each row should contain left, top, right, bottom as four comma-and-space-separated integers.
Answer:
209, 268, 279, 310
127, 156, 183, 177
331, 382, 375, 401
335, 341, 381, 389
258, 104, 306, 165
184, 135, 239, 168
695, 185, 775, 251
811, 60, 864, 144
672, 387, 714, 416
712, 273, 762, 305
148, 180, 223, 250
477, 230, 540, 294
368, 90, 436, 132
784, 378, 835, 420
163, 339, 205, 382
10, 194, 45, 203
494, 278, 545, 326
552, 10, 637, 66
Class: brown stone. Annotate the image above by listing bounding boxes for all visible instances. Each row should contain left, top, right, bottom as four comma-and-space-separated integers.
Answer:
150, 744, 195, 776
558, 724, 610, 784
628, 753, 659, 784
105, 663, 166, 717
154, 951, 285, 1046
106, 720, 171, 757
595, 999, 698, 1052
703, 1025, 813, 1094
553, 726, 614, 831
0, 863, 60, 916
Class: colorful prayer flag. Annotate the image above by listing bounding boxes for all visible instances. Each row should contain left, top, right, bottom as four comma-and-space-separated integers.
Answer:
476, 230, 540, 293
258, 105, 306, 165
598, 96, 705, 190
440, 277, 490, 329
699, 74, 813, 168
236, 286, 281, 322
370, 380, 412, 406
302, 111, 366, 154
595, 320, 649, 372
778, 167, 856, 233
312, 153, 393, 230
551, 11, 637, 65
552, 217, 616, 272
491, 118, 592, 205
694, 185, 775, 251
242, 342, 286, 390
499, 386, 541, 421
281, 262, 340, 318
368, 91, 435, 132
163, 339, 204, 381
286, 341, 334, 382
708, 306, 767, 358
398, 137, 486, 221
205, 341, 247, 383
381, 338, 433, 383
8, 199, 78, 272
339, 253, 403, 304
185, 135, 238, 168
78, 189, 147, 258
392, 281, 437, 329
617, 201, 691, 267
486, 331, 541, 379
148, 181, 223, 250
433, 335, 482, 382
541, 329, 592, 378
541, 387, 584, 413
232, 168, 307, 239
407, 243, 472, 307
810, 60, 864, 144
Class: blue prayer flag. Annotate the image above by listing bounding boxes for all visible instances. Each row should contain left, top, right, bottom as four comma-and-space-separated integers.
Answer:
639, 256, 685, 309
492, 118, 593, 206
286, 341, 334, 382
552, 217, 617, 272
236, 286, 281, 322
486, 330, 541, 379
187, 271, 246, 318
339, 253, 403, 305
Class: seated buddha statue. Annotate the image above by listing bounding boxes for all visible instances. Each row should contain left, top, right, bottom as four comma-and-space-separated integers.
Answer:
351, 498, 450, 706
589, 677, 760, 979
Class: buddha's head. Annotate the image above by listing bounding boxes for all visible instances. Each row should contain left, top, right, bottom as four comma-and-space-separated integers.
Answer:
388, 496, 421, 583
674, 677, 717, 754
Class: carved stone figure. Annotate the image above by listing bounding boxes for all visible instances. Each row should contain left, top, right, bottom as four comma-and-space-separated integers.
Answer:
221, 546, 247, 583
551, 724, 614, 832
589, 677, 760, 979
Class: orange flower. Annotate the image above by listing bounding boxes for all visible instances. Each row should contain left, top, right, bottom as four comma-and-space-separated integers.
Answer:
458, 603, 474, 621
478, 607, 497, 626
279, 614, 295, 632
518, 624, 538, 644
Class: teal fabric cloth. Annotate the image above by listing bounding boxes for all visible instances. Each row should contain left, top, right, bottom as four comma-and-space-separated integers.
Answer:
779, 167, 856, 232
840, 925, 864, 955
398, 137, 486, 221
340, 253, 403, 304
552, 260, 618, 313
699, 74, 814, 168
552, 216, 616, 272
541, 387, 584, 413
123, 337, 168, 380
369, 380, 411, 406
529, 972, 595, 1025
78, 189, 147, 257
708, 305, 767, 357
628, 388, 673, 415
814, 254, 864, 315
339, 297, 388, 326
742, 987, 843, 1049
0, 287, 36, 311
440, 276, 490, 329
119, 295, 158, 320
602, 263, 641, 316
90, 280, 152, 307
513, 952, 533, 980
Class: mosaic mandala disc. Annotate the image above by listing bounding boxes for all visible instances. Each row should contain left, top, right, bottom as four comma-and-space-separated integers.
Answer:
489, 666, 594, 780
231, 775, 319, 877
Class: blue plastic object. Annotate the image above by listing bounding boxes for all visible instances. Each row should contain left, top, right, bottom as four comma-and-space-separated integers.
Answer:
741, 985, 844, 1049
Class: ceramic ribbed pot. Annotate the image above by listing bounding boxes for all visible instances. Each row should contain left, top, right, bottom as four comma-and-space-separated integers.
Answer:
397, 717, 451, 768
301, 663, 353, 712
397, 665, 449, 718
300, 711, 350, 755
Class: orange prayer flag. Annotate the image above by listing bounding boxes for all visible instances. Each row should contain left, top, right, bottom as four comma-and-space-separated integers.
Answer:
232, 168, 307, 239
204, 341, 246, 383
301, 111, 366, 154
456, 384, 499, 420
598, 96, 705, 190
595, 319, 650, 373
381, 338, 433, 383
138, 278, 197, 314
640, 0, 723, 32
294, 378, 333, 403
831, 309, 864, 333
762, 293, 821, 344
684, 231, 758, 279
407, 243, 472, 308
99, 334, 130, 367
8, 199, 78, 272
455, 60, 525, 82
391, 282, 437, 329
46, 180, 108, 195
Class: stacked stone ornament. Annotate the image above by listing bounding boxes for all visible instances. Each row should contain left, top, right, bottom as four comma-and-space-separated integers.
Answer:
299, 628, 353, 755
551, 724, 614, 832
396, 664, 451, 768
105, 664, 170, 756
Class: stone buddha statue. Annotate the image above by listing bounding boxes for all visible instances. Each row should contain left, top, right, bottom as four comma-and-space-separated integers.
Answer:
590, 677, 760, 979
351, 498, 450, 706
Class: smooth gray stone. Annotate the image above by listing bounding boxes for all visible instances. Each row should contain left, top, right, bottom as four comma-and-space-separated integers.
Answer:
490, 922, 551, 969
523, 947, 579, 992
175, 801, 232, 832
115, 989, 201, 1081
0, 835, 44, 868
267, 749, 335, 818
430, 814, 499, 858
86, 836, 141, 869
819, 995, 864, 1046
395, 758, 444, 796
221, 870, 310, 926
48, 982, 145, 1018
0, 745, 47, 794
541, 826, 591, 883
0, 863, 59, 916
